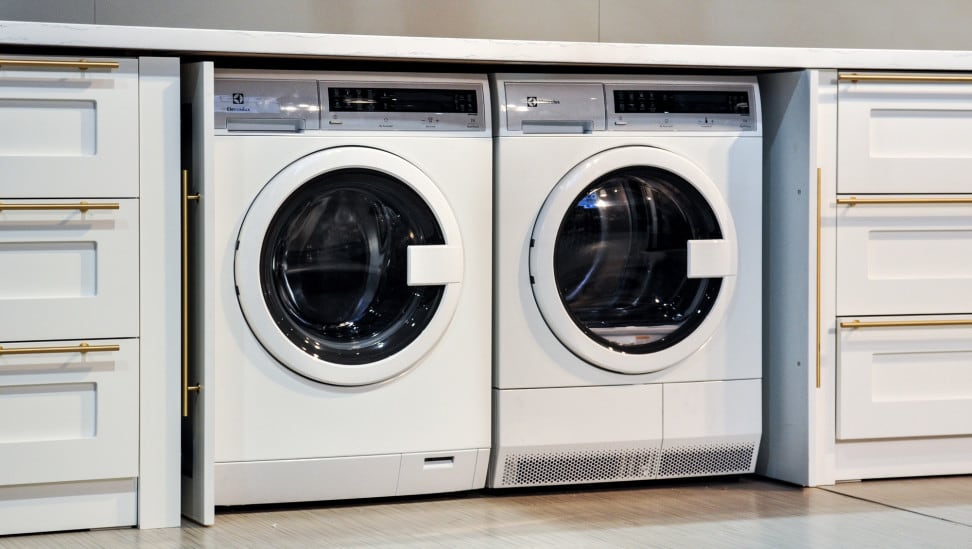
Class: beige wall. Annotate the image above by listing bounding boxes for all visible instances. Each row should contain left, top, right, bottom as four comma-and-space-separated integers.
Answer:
3, 0, 971, 50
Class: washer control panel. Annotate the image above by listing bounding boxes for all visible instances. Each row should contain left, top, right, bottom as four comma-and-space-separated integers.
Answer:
322, 81, 484, 131
214, 76, 486, 132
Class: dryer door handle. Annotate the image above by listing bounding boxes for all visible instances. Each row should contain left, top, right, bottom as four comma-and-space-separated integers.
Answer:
686, 239, 736, 278
407, 245, 463, 286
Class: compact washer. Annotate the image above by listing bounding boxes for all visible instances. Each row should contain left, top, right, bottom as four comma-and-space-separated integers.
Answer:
489, 74, 762, 488
188, 69, 492, 515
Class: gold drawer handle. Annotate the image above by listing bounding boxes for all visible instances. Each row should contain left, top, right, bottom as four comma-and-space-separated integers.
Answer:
0, 201, 120, 213
0, 59, 119, 71
182, 169, 202, 417
839, 72, 972, 83
837, 197, 972, 206
841, 319, 972, 329
0, 342, 120, 356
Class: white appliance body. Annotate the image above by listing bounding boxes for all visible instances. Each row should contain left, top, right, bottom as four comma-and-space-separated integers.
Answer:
208, 71, 492, 505
490, 74, 763, 488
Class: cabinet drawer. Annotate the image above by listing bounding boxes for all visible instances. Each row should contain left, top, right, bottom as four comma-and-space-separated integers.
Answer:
838, 75, 972, 194
835, 198, 972, 316
0, 338, 138, 485
837, 316, 972, 440
0, 56, 137, 198
0, 199, 138, 341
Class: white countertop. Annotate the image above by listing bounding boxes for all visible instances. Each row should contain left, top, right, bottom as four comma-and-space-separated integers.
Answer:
4, 19, 972, 70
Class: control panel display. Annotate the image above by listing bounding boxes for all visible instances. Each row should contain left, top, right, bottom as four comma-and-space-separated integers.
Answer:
328, 87, 478, 113
613, 90, 750, 115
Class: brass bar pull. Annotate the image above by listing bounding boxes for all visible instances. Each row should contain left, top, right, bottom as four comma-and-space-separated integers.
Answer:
0, 59, 120, 71
841, 319, 972, 329
839, 72, 972, 83
182, 169, 202, 417
0, 342, 120, 356
837, 197, 972, 206
0, 201, 121, 213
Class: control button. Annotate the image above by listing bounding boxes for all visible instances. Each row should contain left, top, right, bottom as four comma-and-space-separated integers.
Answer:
328, 120, 343, 125
614, 120, 628, 126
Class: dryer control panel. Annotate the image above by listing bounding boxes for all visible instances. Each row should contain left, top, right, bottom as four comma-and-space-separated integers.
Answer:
496, 75, 760, 135
605, 84, 755, 132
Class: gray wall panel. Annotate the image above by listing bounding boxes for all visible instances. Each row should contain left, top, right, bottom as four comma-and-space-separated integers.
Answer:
600, 0, 972, 50
0, 0, 94, 24
94, 0, 598, 42
7, 0, 972, 51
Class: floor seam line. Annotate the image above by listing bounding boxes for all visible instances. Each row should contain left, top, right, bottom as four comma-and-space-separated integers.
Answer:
818, 486, 972, 529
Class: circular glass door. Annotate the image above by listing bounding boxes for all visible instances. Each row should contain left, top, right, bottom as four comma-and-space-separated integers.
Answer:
530, 146, 737, 374
236, 147, 463, 386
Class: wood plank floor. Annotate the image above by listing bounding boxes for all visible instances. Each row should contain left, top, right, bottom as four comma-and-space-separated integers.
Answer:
2, 476, 972, 547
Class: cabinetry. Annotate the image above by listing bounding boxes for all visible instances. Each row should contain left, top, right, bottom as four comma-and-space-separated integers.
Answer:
759, 70, 972, 486
0, 56, 180, 533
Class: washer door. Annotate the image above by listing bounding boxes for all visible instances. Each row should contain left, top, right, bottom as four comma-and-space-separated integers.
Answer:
236, 147, 463, 386
530, 146, 737, 375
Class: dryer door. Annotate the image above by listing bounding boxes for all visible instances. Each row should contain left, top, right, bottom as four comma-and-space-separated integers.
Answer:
235, 147, 463, 386
530, 146, 737, 375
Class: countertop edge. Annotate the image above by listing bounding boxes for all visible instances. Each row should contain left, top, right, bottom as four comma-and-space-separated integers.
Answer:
4, 20, 972, 70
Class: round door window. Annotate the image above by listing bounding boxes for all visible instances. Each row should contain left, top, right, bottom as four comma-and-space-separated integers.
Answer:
554, 166, 721, 354
236, 146, 464, 386
529, 146, 737, 375
261, 168, 444, 365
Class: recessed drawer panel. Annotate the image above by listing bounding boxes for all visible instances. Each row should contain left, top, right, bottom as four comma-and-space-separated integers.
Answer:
0, 56, 137, 198
0, 338, 138, 485
838, 76, 972, 194
837, 316, 972, 440
835, 198, 972, 316
396, 449, 482, 496
0, 199, 138, 341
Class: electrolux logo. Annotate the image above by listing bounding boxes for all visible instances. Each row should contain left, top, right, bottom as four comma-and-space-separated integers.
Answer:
526, 96, 560, 108
225, 91, 252, 112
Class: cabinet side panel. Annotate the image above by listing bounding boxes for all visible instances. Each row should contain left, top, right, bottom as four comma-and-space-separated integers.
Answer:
137, 56, 182, 529
179, 61, 216, 526
756, 71, 813, 485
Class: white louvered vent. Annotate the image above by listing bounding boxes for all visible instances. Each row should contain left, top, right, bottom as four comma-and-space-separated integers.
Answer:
499, 447, 659, 487
656, 441, 756, 479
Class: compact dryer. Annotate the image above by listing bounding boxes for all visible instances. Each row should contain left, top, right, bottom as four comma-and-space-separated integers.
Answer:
182, 67, 491, 522
489, 74, 762, 488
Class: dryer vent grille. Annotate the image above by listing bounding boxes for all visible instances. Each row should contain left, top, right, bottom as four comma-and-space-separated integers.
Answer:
500, 447, 659, 487
657, 441, 756, 479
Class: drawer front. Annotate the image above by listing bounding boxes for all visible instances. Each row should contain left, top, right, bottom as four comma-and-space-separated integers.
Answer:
835, 199, 972, 316
837, 316, 972, 440
0, 338, 138, 485
838, 77, 972, 194
0, 56, 138, 198
0, 199, 138, 341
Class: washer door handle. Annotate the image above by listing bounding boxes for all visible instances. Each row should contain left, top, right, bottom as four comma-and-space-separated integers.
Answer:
407, 245, 463, 286
686, 239, 736, 278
